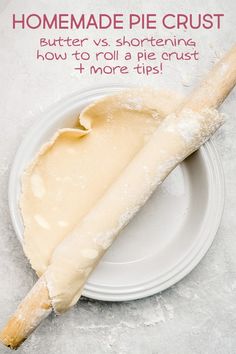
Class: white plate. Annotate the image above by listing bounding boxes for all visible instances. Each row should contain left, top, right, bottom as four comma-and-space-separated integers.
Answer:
8, 86, 225, 301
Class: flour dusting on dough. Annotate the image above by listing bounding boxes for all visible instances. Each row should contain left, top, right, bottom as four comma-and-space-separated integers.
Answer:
177, 112, 201, 142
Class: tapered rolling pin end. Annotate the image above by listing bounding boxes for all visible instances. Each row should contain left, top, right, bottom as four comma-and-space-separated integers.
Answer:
0, 277, 52, 350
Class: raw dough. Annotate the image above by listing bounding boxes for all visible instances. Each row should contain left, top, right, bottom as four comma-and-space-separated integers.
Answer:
21, 88, 182, 276
20, 88, 223, 313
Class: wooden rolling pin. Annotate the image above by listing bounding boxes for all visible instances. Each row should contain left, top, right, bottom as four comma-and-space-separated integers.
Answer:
1, 45, 236, 350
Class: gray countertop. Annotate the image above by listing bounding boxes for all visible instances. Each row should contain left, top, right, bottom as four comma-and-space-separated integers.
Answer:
0, 1, 235, 353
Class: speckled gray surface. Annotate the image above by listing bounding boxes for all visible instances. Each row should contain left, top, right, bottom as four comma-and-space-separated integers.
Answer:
0, 1, 236, 353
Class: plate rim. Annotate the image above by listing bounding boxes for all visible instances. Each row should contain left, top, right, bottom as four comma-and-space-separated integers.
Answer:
8, 85, 225, 302
84, 141, 225, 301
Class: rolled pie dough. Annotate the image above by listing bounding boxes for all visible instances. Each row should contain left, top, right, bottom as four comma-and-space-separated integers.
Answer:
20, 88, 223, 313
